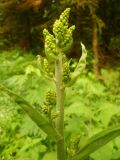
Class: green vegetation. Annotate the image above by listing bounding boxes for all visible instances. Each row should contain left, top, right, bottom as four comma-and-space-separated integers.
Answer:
0, 8, 120, 160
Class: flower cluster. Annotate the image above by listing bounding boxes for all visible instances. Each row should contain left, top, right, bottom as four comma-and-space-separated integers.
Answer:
39, 9, 87, 87
53, 8, 75, 52
43, 58, 54, 77
43, 29, 57, 62
62, 62, 71, 84
37, 55, 54, 78
43, 8, 75, 61
42, 90, 56, 115
45, 90, 56, 106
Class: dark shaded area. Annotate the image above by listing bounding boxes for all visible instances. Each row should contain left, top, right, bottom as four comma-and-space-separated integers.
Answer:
0, 0, 120, 69
98, 0, 120, 68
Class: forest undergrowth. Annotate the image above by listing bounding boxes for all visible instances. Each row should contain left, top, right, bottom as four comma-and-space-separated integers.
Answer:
0, 49, 120, 160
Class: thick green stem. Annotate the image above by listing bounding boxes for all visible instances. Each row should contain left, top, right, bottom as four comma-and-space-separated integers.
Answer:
55, 52, 65, 160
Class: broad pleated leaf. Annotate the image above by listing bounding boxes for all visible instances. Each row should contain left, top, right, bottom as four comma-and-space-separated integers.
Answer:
0, 84, 62, 142
71, 125, 120, 160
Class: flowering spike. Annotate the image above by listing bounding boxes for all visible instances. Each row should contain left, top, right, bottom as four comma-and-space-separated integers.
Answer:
43, 29, 57, 62
53, 8, 75, 52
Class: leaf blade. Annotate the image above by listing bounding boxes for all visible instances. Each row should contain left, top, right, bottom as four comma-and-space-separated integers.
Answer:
0, 83, 62, 142
71, 125, 120, 160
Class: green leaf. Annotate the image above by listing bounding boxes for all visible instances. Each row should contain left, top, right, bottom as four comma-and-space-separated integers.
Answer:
90, 143, 113, 160
68, 43, 87, 86
42, 152, 56, 160
112, 149, 120, 159
0, 84, 62, 142
25, 65, 41, 77
98, 103, 119, 127
71, 125, 120, 160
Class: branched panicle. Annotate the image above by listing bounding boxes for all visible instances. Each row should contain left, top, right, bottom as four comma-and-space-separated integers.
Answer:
40, 8, 76, 85
43, 8, 75, 55
40, 8, 87, 87
53, 8, 75, 52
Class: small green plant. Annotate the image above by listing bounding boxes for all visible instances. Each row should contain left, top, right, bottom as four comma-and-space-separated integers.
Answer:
1, 8, 120, 160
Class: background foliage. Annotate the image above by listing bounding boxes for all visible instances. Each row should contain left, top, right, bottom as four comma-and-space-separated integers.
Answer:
0, 49, 120, 160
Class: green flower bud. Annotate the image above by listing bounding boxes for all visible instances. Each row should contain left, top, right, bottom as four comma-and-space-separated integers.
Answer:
52, 111, 60, 120
63, 62, 71, 83
46, 90, 56, 106
59, 8, 70, 26
67, 148, 75, 156
43, 58, 54, 77
43, 29, 57, 62
37, 55, 54, 78
53, 8, 75, 52
42, 105, 50, 114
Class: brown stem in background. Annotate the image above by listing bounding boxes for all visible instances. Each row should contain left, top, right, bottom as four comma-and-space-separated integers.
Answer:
92, 22, 100, 77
